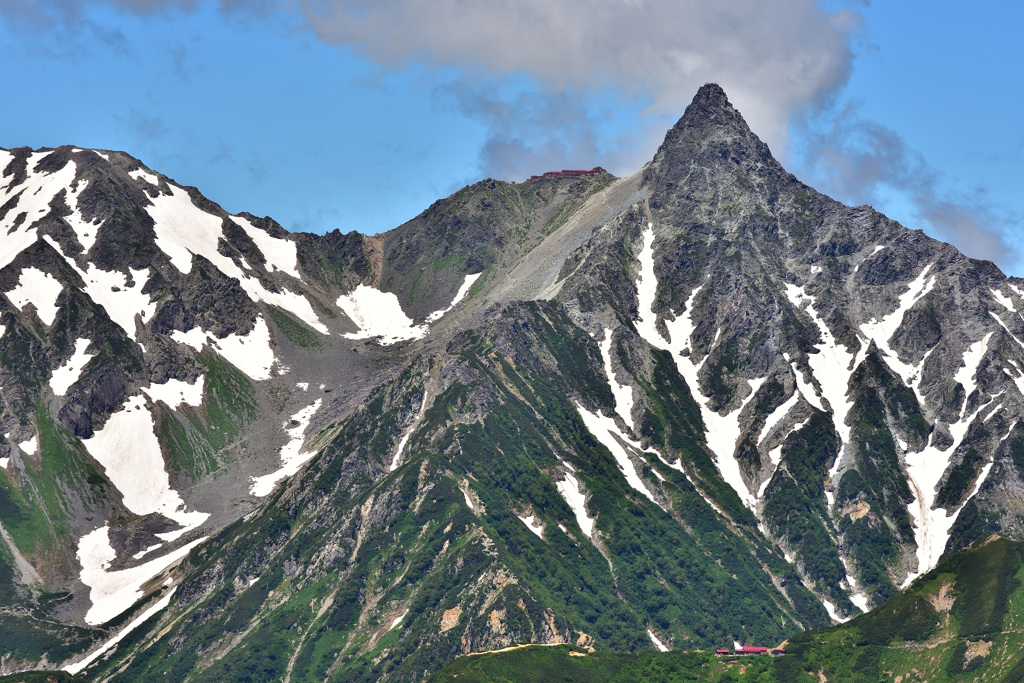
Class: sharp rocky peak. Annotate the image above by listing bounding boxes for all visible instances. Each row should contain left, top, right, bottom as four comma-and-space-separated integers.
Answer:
642, 83, 783, 195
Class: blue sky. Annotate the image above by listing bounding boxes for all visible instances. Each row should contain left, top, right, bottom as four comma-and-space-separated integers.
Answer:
2, 1, 1021, 273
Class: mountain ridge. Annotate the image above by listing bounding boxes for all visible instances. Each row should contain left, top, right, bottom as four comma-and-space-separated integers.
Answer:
2, 84, 1024, 680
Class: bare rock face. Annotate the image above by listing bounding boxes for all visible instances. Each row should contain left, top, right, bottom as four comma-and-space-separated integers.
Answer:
6, 84, 1024, 681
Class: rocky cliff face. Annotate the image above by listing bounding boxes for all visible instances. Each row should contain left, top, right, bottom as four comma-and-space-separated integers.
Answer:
3, 84, 1024, 681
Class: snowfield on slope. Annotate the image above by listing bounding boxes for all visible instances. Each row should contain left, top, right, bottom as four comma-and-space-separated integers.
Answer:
82, 391, 209, 538
172, 316, 277, 381
337, 285, 428, 344
76, 525, 204, 625
6, 266, 63, 326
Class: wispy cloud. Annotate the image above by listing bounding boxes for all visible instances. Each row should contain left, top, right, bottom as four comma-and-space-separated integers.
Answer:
7, 0, 1013, 270
302, 0, 859, 159
793, 104, 1019, 269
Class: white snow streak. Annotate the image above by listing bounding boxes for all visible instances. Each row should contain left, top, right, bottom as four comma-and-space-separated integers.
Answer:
249, 399, 323, 496
954, 333, 992, 416
758, 391, 800, 446
0, 458, 8, 469
517, 514, 545, 539
822, 599, 849, 623
991, 288, 1016, 312
132, 543, 162, 560
172, 316, 277, 381
63, 178, 101, 251
845, 570, 869, 613
50, 338, 95, 396
648, 629, 669, 652
903, 401, 996, 586
575, 401, 663, 509
859, 264, 937, 401
426, 272, 483, 322
82, 395, 209, 535
556, 469, 594, 538
6, 266, 63, 325
337, 285, 427, 345
784, 284, 869, 509
75, 524, 203, 625
633, 225, 763, 510
389, 391, 428, 472
64, 587, 178, 675
388, 609, 409, 631
599, 328, 635, 430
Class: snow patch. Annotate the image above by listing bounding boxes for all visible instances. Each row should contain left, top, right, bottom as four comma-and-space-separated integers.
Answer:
425, 272, 482, 322
43, 235, 156, 341
128, 168, 158, 185
75, 524, 204, 625
758, 391, 800, 446
172, 316, 277, 381
82, 395, 209, 534
991, 288, 1016, 312
19, 436, 37, 456
50, 338, 95, 396
462, 485, 475, 510
517, 514, 545, 539
575, 402, 663, 509
63, 178, 102, 251
810, 265, 822, 274
556, 470, 593, 538
648, 629, 669, 652
132, 543, 163, 560
599, 328, 635, 430
64, 586, 179, 675
250, 399, 323, 496
859, 264, 937, 402
0, 458, 8, 469
141, 376, 205, 409
296, 382, 309, 391
0, 152, 77, 270
846, 572, 869, 613
6, 266, 63, 325
337, 285, 427, 344
231, 215, 301, 279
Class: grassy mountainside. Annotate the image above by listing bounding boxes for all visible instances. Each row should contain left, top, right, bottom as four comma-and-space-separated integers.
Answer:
80, 301, 825, 681
430, 535, 1024, 682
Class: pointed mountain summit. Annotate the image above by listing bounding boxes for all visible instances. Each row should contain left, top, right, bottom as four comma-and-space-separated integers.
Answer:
643, 83, 782, 202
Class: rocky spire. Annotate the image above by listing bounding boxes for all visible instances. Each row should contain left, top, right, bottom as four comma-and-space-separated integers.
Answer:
642, 83, 783, 198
